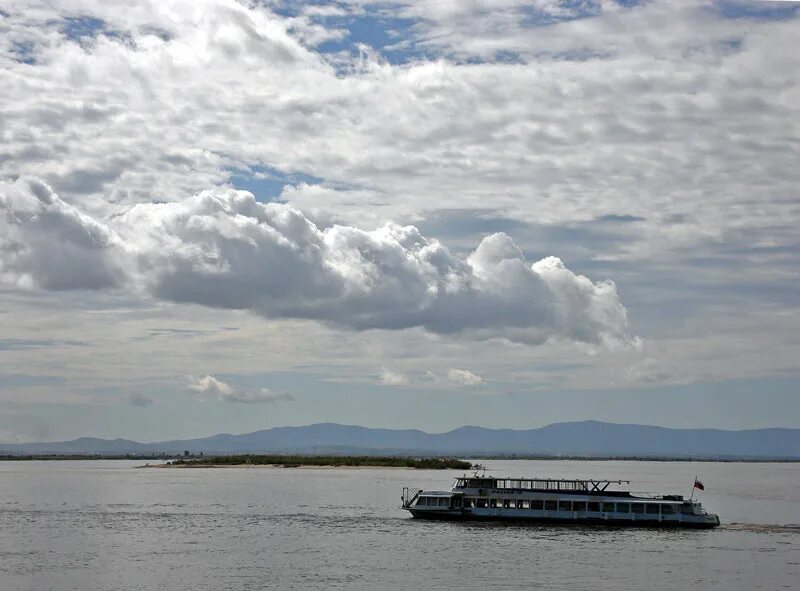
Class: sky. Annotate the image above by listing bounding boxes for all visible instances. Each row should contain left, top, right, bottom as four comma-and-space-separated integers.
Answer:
0, 0, 799, 442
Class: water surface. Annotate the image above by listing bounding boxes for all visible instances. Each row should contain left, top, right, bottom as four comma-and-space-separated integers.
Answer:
1, 460, 798, 590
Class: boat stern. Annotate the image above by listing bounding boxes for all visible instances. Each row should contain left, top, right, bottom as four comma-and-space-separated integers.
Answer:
401, 489, 465, 518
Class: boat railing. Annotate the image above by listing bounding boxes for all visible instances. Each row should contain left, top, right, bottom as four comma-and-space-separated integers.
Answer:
455, 477, 631, 492
629, 491, 663, 499
629, 491, 686, 501
401, 487, 422, 508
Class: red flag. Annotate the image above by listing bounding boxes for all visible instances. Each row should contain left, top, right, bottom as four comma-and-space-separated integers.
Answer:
693, 479, 705, 491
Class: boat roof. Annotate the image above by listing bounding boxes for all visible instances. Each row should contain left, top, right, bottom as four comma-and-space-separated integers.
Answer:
455, 476, 631, 492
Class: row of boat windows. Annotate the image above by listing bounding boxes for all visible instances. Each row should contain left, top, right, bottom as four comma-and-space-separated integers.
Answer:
456, 479, 607, 491
417, 497, 686, 514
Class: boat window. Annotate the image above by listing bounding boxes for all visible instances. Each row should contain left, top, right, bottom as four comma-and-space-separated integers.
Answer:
661, 504, 676, 515
503, 499, 515, 509
464, 498, 475, 508
558, 501, 571, 512
602, 502, 615, 512
476, 498, 488, 508
616, 503, 630, 513
544, 500, 557, 511
531, 500, 544, 510
681, 504, 694, 514
439, 497, 450, 507
587, 502, 601, 512
417, 497, 427, 506
646, 504, 659, 515
490, 499, 499, 508
519, 500, 530, 509
631, 503, 645, 514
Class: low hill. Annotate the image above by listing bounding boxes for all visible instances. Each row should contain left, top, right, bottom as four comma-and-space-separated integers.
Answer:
1, 421, 798, 459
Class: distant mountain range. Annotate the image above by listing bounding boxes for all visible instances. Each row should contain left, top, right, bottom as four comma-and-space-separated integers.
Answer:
1, 421, 799, 459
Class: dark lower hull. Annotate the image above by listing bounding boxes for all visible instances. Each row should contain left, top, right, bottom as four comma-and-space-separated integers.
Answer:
407, 509, 719, 529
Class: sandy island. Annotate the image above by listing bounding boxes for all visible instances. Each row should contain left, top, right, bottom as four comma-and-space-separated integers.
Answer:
139, 463, 415, 469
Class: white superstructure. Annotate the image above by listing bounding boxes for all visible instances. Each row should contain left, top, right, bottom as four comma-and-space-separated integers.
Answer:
402, 475, 719, 528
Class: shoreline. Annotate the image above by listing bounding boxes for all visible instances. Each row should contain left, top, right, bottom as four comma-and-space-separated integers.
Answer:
139, 463, 414, 469
2, 455, 798, 463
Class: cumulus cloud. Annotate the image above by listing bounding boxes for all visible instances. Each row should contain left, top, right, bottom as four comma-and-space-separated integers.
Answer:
0, 178, 122, 290
446, 368, 483, 386
380, 369, 409, 386
187, 374, 234, 399
186, 374, 294, 404
1, 179, 635, 347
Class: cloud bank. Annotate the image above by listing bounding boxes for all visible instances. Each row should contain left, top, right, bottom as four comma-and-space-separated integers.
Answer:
2, 0, 797, 245
0, 178, 634, 347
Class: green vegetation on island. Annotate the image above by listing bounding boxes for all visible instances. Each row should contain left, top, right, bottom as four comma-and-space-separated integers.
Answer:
165, 454, 472, 469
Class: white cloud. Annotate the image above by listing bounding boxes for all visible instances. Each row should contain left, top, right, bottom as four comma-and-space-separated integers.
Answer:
380, 369, 409, 386
0, 0, 795, 251
186, 374, 293, 404
187, 374, 233, 399
379, 367, 483, 387
0, 178, 123, 290
0, 178, 635, 347
446, 368, 483, 386
625, 357, 671, 386
0, 0, 797, 427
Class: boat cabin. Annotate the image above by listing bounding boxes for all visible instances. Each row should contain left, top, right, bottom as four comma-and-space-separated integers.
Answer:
402, 475, 719, 527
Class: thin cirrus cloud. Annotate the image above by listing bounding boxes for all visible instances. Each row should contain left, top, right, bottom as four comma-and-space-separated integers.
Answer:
186, 375, 294, 404
0, 178, 635, 347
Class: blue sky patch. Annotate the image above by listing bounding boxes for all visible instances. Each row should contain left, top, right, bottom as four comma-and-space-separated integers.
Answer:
9, 40, 36, 64
60, 16, 106, 40
228, 165, 323, 203
319, 13, 425, 64
715, 0, 800, 21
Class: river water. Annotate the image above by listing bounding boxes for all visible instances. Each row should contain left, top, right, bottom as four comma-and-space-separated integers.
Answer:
0, 459, 798, 590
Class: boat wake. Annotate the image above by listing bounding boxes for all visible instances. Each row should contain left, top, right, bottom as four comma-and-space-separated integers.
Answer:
724, 522, 800, 534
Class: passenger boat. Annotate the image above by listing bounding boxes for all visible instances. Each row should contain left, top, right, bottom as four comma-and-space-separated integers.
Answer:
401, 474, 720, 528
